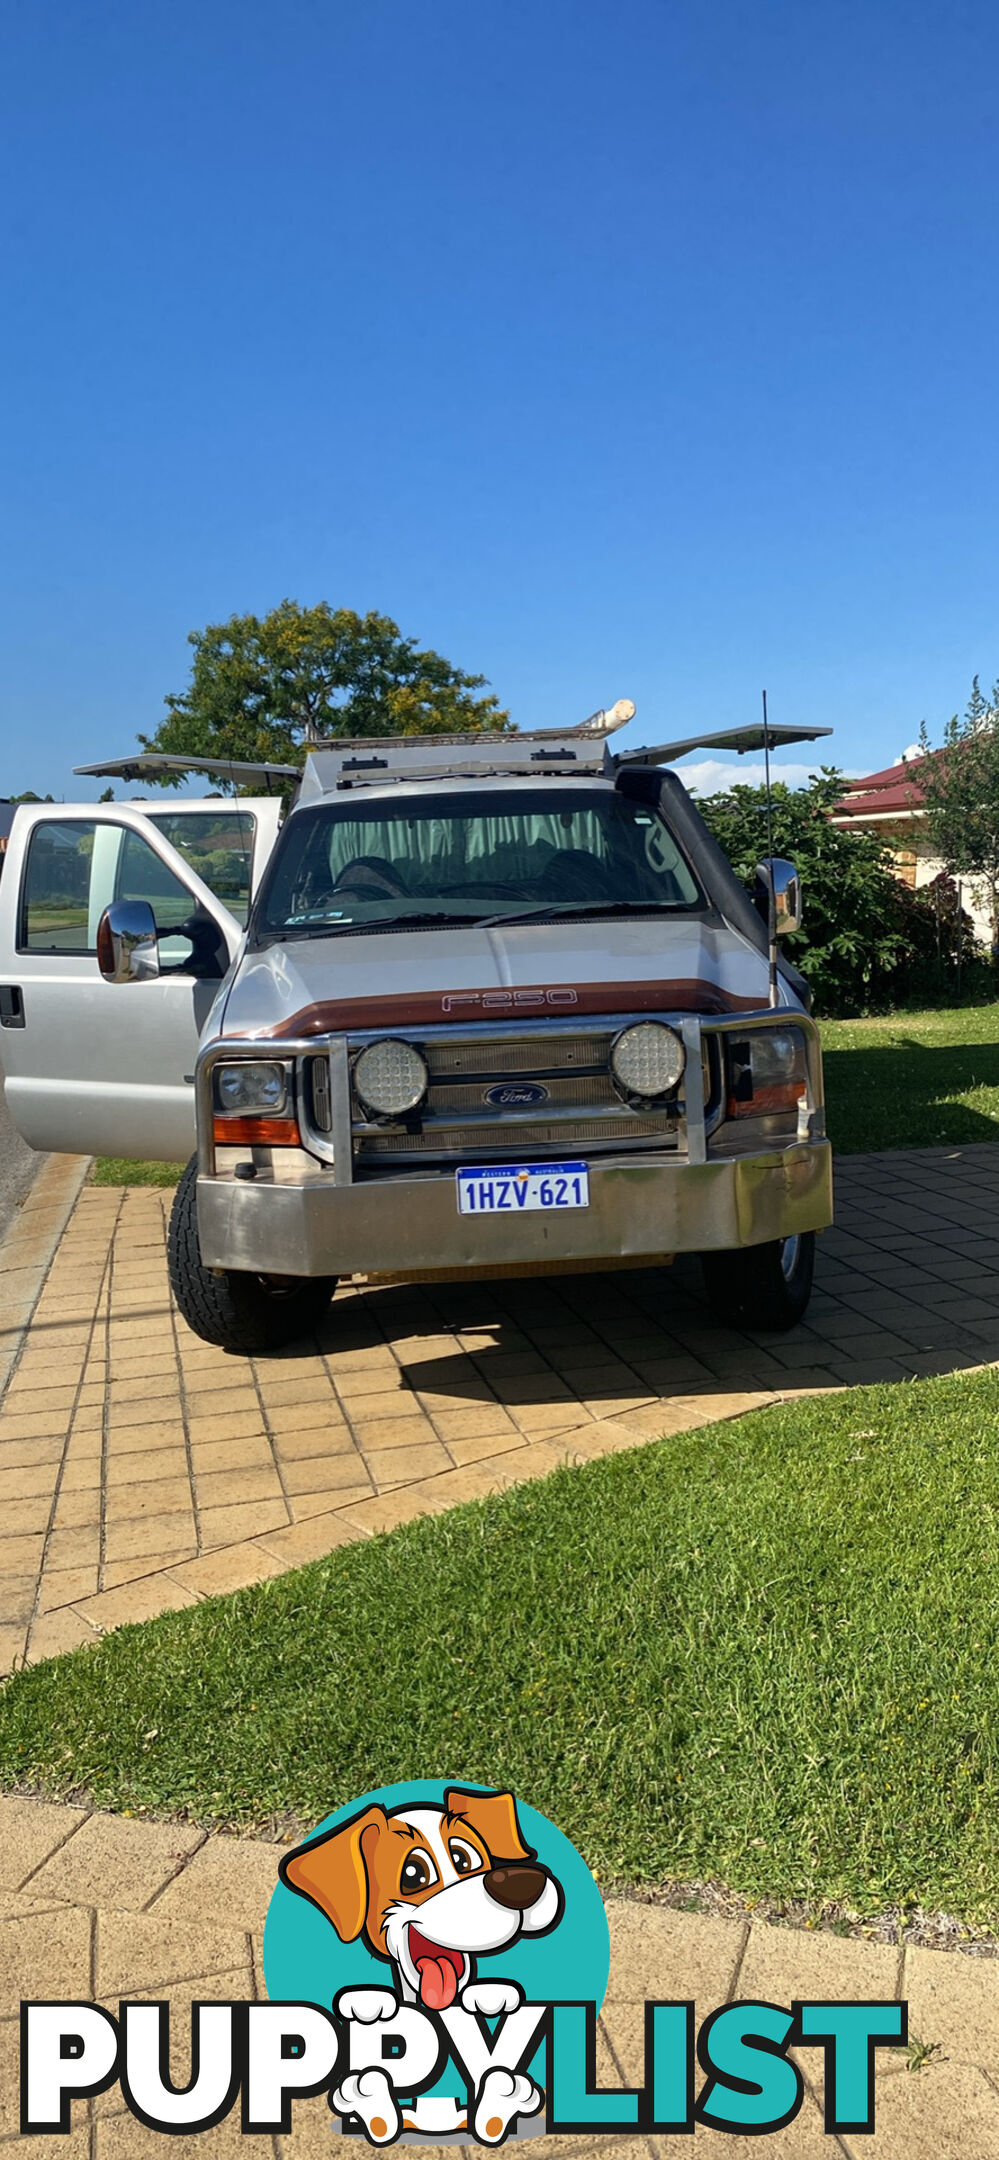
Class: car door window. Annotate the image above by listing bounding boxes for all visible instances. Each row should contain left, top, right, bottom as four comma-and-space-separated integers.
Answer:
143, 809, 255, 923
20, 818, 203, 965
114, 827, 203, 964
20, 821, 98, 952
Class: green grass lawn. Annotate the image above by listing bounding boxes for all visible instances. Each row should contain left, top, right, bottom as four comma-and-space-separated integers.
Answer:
820, 1001, 999, 1152
90, 1159, 180, 1187
5, 1368, 999, 1924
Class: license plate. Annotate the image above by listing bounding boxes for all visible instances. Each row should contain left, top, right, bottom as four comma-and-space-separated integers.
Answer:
456, 1162, 590, 1215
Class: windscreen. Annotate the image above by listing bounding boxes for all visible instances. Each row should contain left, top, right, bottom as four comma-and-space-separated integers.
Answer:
254, 787, 702, 937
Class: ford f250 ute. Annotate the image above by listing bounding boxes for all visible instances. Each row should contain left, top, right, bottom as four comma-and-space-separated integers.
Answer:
0, 711, 834, 1353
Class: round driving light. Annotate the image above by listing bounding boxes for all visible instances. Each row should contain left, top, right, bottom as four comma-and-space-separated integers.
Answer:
354, 1038, 428, 1117
610, 1021, 685, 1099
216, 1061, 287, 1114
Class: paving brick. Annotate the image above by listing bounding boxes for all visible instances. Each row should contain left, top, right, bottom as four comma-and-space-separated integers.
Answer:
149, 1835, 284, 1930
0, 1903, 92, 2001
96, 2109, 276, 2157
194, 1465, 285, 1508
36, 1564, 100, 1610
0, 1621, 28, 1674
279, 1451, 369, 1496
105, 1446, 189, 1487
104, 1475, 193, 1522
363, 1438, 453, 1487
75, 1576, 199, 1631
25, 1607, 99, 1661
102, 1511, 196, 1565
0, 1796, 90, 1889
199, 1498, 290, 1549
860, 2057, 999, 2158
604, 1900, 745, 2003
902, 1941, 999, 2067
28, 1813, 204, 1912
256, 1513, 365, 1563
0, 1570, 40, 1622
95, 1907, 252, 1993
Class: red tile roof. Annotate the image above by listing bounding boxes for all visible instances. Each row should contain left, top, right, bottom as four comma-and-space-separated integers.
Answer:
832, 751, 939, 819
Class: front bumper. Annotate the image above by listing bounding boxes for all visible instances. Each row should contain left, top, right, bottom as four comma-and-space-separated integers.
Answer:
196, 1138, 833, 1280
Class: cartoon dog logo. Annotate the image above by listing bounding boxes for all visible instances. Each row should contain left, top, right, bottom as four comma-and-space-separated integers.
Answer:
280, 1785, 564, 2142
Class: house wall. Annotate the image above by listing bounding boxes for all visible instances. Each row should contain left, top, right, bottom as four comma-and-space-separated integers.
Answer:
910, 845, 993, 945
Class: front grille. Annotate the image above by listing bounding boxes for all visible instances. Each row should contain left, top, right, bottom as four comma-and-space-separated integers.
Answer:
348, 1021, 689, 1168
308, 1054, 332, 1132
427, 1073, 617, 1115
361, 1113, 675, 1159
425, 1034, 606, 1078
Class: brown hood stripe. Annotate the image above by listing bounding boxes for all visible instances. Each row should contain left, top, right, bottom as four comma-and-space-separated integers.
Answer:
262, 979, 765, 1038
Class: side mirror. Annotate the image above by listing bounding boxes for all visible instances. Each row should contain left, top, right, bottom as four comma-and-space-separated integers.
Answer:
96, 901, 160, 982
754, 858, 802, 937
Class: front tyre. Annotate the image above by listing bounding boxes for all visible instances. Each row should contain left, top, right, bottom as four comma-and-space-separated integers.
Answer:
167, 1158, 337, 1353
700, 1231, 815, 1332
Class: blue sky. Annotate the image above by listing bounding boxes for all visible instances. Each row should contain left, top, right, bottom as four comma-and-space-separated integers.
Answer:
2, 0, 998, 800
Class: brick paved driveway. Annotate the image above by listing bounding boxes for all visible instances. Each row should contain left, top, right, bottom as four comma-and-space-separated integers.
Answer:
3, 1145, 999, 1668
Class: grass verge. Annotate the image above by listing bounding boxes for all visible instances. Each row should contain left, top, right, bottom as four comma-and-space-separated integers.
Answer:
91, 1159, 180, 1187
821, 1001, 999, 1152
4, 1369, 999, 1922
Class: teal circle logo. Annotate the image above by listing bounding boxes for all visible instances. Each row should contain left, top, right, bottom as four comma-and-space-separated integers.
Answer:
263, 1779, 608, 2014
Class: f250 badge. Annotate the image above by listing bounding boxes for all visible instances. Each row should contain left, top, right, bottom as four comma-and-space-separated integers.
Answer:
441, 989, 579, 1013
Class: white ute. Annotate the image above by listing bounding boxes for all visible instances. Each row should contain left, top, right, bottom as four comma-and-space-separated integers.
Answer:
0, 713, 834, 1353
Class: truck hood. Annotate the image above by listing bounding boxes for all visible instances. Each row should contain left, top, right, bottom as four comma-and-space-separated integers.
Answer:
221, 915, 780, 1038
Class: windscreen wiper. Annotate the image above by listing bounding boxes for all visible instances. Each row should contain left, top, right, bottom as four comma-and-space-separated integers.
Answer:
270, 910, 488, 940
476, 900, 671, 929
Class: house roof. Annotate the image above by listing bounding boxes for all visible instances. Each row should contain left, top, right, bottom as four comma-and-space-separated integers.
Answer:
832, 752, 936, 820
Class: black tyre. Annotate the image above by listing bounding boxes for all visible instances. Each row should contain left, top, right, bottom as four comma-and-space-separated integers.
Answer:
700, 1231, 815, 1331
167, 1158, 337, 1353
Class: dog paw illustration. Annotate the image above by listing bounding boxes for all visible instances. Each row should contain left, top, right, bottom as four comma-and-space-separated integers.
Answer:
335, 1986, 399, 2024
333, 2068, 400, 2144
460, 1979, 524, 2017
472, 2067, 541, 2144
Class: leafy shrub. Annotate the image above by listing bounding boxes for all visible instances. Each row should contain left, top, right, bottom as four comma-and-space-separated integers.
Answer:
697, 770, 992, 1016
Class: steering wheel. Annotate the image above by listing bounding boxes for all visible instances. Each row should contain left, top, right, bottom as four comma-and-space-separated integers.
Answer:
332, 855, 410, 897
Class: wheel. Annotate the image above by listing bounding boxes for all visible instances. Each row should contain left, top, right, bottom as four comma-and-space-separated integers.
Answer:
167, 1158, 337, 1353
700, 1232, 815, 1331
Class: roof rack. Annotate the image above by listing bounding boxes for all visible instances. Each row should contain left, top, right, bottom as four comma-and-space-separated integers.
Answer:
77, 711, 833, 800
298, 716, 833, 795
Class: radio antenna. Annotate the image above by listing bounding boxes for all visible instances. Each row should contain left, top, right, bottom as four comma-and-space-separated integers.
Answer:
762, 688, 778, 1008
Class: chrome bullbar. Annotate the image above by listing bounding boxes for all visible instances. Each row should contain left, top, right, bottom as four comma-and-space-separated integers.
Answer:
195, 1006, 826, 1182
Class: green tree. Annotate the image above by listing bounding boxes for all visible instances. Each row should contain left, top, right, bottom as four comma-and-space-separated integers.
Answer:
918, 676, 999, 948
138, 602, 509, 780
697, 769, 985, 1014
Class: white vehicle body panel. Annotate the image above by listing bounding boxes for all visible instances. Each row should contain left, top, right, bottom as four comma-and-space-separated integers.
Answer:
221, 914, 778, 1041
0, 801, 278, 1158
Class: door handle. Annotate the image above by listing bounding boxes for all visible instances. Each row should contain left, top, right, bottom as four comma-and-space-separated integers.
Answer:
0, 986, 25, 1028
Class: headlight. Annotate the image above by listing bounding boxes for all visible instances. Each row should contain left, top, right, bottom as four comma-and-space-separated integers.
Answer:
727, 1027, 806, 1116
610, 1021, 685, 1099
215, 1061, 288, 1114
354, 1038, 428, 1117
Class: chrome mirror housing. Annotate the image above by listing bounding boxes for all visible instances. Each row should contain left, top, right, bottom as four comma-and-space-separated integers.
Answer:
96, 901, 160, 983
755, 858, 802, 937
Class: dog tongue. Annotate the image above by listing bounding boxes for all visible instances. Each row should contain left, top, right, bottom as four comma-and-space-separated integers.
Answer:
416, 1955, 458, 2011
